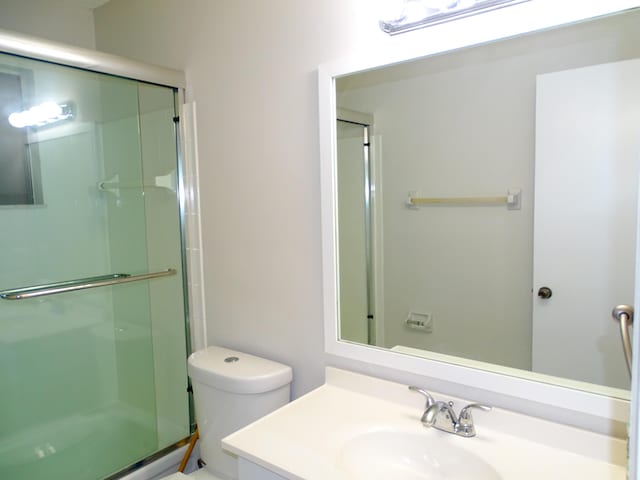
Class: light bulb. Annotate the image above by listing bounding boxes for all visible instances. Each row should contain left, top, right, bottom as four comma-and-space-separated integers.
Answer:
39, 102, 63, 119
7, 101, 71, 128
8, 112, 26, 128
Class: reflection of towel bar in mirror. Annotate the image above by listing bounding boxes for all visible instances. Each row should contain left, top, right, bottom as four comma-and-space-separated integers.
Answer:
406, 188, 521, 210
0, 269, 176, 300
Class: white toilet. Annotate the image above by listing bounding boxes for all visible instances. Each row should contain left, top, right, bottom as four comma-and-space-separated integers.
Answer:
165, 346, 292, 480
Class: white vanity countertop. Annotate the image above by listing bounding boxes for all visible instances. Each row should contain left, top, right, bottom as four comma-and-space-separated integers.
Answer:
222, 367, 626, 480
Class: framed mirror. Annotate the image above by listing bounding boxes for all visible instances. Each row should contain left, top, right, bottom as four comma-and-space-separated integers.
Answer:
319, 0, 640, 422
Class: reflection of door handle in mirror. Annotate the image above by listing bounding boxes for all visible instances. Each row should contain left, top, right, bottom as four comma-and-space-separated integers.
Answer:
612, 305, 634, 378
537, 287, 552, 299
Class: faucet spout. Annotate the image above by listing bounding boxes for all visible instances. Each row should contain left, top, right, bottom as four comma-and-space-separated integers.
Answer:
408, 386, 491, 438
421, 401, 458, 431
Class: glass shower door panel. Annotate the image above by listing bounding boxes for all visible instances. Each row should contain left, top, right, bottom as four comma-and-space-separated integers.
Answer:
136, 83, 190, 449
0, 52, 189, 480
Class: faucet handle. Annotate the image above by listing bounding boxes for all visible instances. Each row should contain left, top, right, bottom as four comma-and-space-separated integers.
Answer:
457, 403, 492, 437
459, 403, 492, 422
408, 386, 435, 409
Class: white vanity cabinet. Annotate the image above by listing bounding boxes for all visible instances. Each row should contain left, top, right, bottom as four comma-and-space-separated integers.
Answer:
238, 459, 288, 480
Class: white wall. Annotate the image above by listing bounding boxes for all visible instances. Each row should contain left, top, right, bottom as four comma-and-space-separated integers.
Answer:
0, 0, 96, 49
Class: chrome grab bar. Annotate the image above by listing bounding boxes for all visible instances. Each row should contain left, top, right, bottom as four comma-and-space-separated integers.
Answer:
0, 269, 176, 300
612, 305, 634, 377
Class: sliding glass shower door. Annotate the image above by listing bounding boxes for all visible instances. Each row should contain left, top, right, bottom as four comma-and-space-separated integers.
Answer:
0, 52, 190, 479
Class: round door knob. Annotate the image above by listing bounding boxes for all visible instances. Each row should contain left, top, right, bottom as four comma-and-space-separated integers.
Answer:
538, 287, 552, 299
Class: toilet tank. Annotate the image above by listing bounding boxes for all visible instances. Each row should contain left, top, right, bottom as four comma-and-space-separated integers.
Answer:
187, 346, 292, 479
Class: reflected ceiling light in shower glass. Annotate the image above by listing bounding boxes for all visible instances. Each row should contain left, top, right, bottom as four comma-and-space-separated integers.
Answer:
8, 101, 73, 128
379, 0, 530, 35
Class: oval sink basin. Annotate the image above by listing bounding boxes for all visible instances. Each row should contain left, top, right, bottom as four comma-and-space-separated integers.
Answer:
338, 430, 502, 480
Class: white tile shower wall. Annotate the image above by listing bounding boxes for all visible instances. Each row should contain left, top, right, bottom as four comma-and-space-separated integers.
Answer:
181, 101, 207, 353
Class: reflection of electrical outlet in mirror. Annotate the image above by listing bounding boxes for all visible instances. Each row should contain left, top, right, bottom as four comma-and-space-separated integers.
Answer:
405, 312, 433, 333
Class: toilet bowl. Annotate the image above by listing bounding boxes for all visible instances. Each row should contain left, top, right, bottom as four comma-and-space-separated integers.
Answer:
162, 346, 292, 480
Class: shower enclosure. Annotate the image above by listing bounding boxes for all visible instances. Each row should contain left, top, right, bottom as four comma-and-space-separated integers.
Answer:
0, 49, 191, 479
336, 119, 372, 345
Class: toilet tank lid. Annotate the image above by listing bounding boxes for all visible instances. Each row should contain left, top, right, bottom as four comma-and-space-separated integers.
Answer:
188, 346, 292, 394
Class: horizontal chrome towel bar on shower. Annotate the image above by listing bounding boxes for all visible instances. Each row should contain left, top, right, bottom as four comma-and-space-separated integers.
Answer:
406, 188, 521, 210
0, 269, 176, 300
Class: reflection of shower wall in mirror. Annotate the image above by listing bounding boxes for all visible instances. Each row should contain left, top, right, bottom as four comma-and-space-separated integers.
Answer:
335, 9, 640, 389
337, 120, 369, 345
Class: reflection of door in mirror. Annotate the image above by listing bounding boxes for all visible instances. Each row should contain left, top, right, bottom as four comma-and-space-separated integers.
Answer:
532, 59, 640, 390
337, 119, 371, 344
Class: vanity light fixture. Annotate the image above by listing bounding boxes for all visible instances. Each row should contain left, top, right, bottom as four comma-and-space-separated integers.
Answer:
379, 0, 531, 35
8, 101, 73, 128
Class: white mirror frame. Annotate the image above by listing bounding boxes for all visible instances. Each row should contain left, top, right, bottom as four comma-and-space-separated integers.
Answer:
319, 0, 640, 425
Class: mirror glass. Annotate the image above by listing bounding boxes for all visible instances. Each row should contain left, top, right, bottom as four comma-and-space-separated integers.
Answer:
334, 8, 640, 396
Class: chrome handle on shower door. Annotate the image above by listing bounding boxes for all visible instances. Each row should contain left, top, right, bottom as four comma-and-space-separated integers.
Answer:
0, 269, 176, 300
612, 304, 634, 377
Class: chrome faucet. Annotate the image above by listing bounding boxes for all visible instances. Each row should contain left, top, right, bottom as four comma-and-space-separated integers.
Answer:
409, 386, 491, 437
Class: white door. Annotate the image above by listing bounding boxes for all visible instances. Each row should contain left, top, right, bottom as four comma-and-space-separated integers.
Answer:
532, 59, 640, 390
